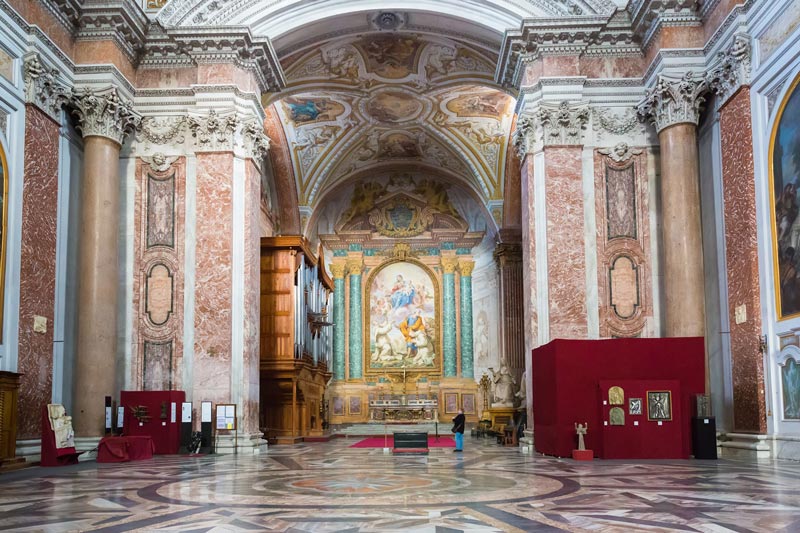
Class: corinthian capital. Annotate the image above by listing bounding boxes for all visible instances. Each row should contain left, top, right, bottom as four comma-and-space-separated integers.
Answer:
538, 101, 589, 146
636, 72, 708, 133
512, 115, 536, 159
241, 119, 271, 160
707, 33, 751, 105
23, 54, 72, 122
187, 110, 238, 152
71, 86, 141, 145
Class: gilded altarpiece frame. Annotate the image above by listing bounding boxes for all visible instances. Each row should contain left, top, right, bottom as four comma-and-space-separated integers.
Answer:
132, 158, 186, 391
594, 148, 653, 338
0, 140, 8, 341
363, 258, 442, 376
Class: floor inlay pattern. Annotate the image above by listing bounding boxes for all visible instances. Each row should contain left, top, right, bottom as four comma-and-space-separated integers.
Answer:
2, 438, 800, 532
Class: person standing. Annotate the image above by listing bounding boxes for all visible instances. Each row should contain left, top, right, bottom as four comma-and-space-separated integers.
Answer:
452, 409, 465, 452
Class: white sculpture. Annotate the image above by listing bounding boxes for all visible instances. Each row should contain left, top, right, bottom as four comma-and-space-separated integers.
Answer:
488, 363, 517, 407
47, 403, 75, 449
575, 422, 588, 451
515, 370, 527, 407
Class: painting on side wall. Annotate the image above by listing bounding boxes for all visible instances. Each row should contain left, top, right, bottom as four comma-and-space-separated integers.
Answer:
771, 75, 800, 318
782, 358, 800, 420
367, 261, 438, 371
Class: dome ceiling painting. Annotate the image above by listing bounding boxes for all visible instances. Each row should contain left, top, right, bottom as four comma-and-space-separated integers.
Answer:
266, 31, 517, 229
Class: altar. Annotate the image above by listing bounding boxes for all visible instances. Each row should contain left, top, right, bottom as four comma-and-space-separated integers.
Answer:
369, 398, 438, 422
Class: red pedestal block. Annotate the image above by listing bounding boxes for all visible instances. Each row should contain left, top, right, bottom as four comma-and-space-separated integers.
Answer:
572, 449, 594, 461
532, 338, 705, 460
97, 436, 155, 463
120, 391, 185, 454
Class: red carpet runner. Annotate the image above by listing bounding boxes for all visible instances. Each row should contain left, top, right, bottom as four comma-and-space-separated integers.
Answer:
349, 436, 456, 448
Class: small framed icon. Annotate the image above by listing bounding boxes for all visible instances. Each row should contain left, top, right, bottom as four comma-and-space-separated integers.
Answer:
647, 391, 672, 421
629, 397, 642, 415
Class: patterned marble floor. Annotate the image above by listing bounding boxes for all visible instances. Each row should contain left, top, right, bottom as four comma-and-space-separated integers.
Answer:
2, 437, 800, 532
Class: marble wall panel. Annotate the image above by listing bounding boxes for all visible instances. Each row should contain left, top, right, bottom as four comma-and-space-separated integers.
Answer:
759, 0, 800, 62
594, 149, 653, 338
132, 159, 185, 393
0, 48, 12, 83
147, 173, 175, 248
193, 153, 233, 405
5, 0, 75, 57
719, 88, 767, 433
545, 147, 587, 339
242, 160, 262, 434
520, 156, 537, 355
143, 340, 173, 390
17, 105, 59, 438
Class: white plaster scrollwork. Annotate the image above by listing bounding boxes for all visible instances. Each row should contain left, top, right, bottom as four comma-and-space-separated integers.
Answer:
636, 72, 708, 134
71, 86, 141, 145
538, 101, 590, 146
593, 108, 639, 136
598, 143, 643, 163
511, 115, 536, 159
706, 33, 751, 105
22, 54, 72, 122
241, 118, 271, 159
187, 109, 239, 152
139, 116, 188, 146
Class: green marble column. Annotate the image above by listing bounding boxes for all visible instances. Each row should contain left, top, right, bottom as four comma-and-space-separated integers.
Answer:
331, 263, 346, 381
459, 259, 474, 379
348, 261, 363, 380
442, 257, 458, 377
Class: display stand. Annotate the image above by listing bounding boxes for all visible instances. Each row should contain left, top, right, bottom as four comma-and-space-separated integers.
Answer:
691, 417, 718, 459
200, 401, 213, 454
40, 407, 83, 467
120, 390, 185, 454
179, 402, 193, 454
392, 432, 429, 454
215, 404, 237, 453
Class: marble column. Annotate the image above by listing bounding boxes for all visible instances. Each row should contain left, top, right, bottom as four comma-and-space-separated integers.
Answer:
347, 259, 363, 380
442, 256, 458, 377
331, 262, 346, 381
459, 259, 475, 379
71, 87, 140, 436
637, 73, 707, 338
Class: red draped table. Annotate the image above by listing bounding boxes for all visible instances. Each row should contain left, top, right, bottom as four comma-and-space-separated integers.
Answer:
97, 436, 155, 463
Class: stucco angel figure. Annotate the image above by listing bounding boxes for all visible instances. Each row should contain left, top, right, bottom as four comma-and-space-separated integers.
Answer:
488, 363, 517, 407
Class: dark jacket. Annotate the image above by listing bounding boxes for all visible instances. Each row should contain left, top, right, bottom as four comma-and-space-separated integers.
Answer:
452, 413, 465, 434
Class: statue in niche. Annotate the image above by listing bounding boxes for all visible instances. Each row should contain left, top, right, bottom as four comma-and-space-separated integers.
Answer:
47, 404, 75, 449
609, 407, 625, 426
488, 363, 517, 407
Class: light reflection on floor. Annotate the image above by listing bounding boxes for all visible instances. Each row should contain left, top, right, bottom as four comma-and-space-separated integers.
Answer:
1, 437, 800, 532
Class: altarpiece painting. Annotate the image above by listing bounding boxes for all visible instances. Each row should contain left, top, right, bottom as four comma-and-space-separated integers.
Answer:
771, 75, 800, 318
367, 261, 438, 370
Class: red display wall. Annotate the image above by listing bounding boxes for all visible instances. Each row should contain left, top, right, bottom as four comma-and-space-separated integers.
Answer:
120, 391, 185, 454
532, 338, 704, 459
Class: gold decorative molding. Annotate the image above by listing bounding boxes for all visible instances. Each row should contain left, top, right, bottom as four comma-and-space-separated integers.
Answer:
330, 262, 347, 279
458, 259, 475, 277
346, 259, 364, 276
441, 256, 458, 274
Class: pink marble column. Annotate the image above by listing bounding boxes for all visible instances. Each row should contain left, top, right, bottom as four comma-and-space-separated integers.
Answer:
638, 75, 707, 339
545, 147, 588, 339
193, 153, 233, 408
659, 123, 706, 337
519, 154, 537, 355
72, 87, 139, 437
718, 87, 767, 433
16, 105, 59, 438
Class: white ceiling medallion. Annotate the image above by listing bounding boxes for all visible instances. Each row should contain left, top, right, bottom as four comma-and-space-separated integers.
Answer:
370, 12, 407, 32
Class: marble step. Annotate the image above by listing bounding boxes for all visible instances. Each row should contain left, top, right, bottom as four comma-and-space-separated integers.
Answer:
332, 422, 449, 436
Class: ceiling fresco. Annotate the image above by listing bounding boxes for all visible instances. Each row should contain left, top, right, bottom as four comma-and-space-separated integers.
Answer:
266, 32, 517, 224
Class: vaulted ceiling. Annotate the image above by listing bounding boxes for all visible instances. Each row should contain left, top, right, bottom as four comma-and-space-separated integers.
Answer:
268, 31, 515, 218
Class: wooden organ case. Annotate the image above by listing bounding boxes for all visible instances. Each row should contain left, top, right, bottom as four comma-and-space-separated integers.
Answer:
260, 237, 333, 443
